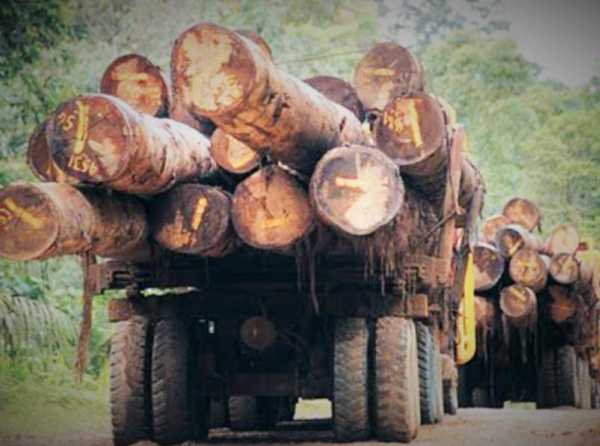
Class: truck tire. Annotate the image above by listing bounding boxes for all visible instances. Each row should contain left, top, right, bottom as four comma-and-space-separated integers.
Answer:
374, 317, 420, 442
152, 318, 209, 445
537, 348, 557, 408
333, 318, 370, 441
229, 396, 260, 431
110, 316, 153, 446
415, 322, 441, 424
210, 398, 227, 428
434, 347, 445, 421
556, 345, 580, 407
578, 358, 592, 410
443, 378, 458, 415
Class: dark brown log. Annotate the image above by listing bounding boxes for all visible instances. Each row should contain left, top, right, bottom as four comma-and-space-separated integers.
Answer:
577, 250, 600, 300
481, 214, 509, 244
46, 94, 216, 195
100, 54, 170, 117
502, 197, 541, 232
474, 296, 495, 330
232, 166, 314, 250
548, 285, 577, 323
495, 224, 543, 258
310, 146, 403, 236
171, 23, 367, 172
353, 42, 425, 111
473, 242, 505, 292
500, 284, 537, 327
549, 253, 580, 285
509, 248, 550, 292
545, 224, 580, 255
150, 184, 237, 257
305, 75, 365, 121
0, 182, 149, 261
169, 95, 216, 135
235, 29, 272, 60
210, 128, 260, 174
26, 120, 79, 184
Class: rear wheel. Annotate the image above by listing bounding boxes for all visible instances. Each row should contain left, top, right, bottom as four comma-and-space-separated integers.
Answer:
110, 316, 153, 446
415, 322, 442, 424
374, 317, 420, 442
333, 318, 370, 441
556, 345, 580, 407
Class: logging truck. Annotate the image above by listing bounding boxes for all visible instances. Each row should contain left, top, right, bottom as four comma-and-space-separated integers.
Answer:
0, 23, 486, 445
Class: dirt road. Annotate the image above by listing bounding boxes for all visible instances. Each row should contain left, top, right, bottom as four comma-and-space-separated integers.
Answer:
2, 408, 599, 446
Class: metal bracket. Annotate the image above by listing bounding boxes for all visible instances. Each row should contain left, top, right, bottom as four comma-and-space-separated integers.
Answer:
404, 255, 448, 288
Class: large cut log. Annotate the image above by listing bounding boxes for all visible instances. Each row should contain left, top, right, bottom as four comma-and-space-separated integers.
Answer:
235, 29, 272, 60
171, 23, 367, 172
545, 224, 579, 255
150, 184, 237, 257
0, 182, 149, 261
210, 128, 260, 174
481, 214, 509, 244
232, 166, 314, 250
26, 120, 79, 184
353, 42, 425, 111
46, 94, 216, 195
548, 285, 577, 323
549, 252, 580, 285
310, 146, 403, 236
100, 54, 170, 117
305, 75, 365, 121
500, 284, 537, 327
502, 197, 541, 232
495, 224, 543, 258
473, 242, 505, 292
509, 248, 550, 292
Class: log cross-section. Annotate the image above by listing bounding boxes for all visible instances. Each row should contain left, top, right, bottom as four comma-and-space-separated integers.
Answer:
473, 242, 505, 292
502, 197, 541, 232
509, 248, 549, 292
210, 128, 260, 174
549, 253, 580, 285
495, 224, 543, 258
500, 284, 537, 327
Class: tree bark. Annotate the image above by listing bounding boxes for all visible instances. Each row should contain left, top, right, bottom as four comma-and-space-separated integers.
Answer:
150, 184, 237, 257
500, 284, 537, 327
100, 53, 170, 117
171, 23, 367, 172
46, 94, 217, 195
210, 128, 260, 174
502, 197, 541, 232
545, 224, 580, 256
232, 166, 314, 250
305, 75, 365, 121
547, 285, 577, 323
310, 145, 404, 236
235, 29, 272, 60
577, 250, 600, 301
509, 248, 550, 292
353, 42, 425, 111
474, 296, 495, 330
549, 253, 580, 285
495, 224, 543, 258
481, 214, 510, 244
473, 242, 505, 292
0, 182, 149, 261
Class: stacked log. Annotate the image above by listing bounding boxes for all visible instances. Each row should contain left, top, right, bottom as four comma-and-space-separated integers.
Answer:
500, 284, 537, 327
473, 242, 505, 292
210, 129, 260, 175
305, 75, 365, 121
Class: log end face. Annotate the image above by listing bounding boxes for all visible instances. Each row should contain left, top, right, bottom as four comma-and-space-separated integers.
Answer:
0, 183, 59, 261
375, 94, 446, 166
509, 248, 547, 291
310, 146, 403, 236
481, 214, 510, 243
500, 284, 536, 321
546, 224, 580, 255
210, 129, 260, 174
495, 224, 526, 258
473, 242, 505, 292
502, 197, 541, 232
172, 23, 255, 118
47, 95, 132, 183
549, 253, 580, 285
100, 53, 169, 117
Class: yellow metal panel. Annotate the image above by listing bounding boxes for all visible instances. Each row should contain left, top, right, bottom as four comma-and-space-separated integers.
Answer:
456, 252, 476, 365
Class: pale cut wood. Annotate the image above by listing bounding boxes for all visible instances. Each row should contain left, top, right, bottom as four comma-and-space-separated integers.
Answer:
46, 94, 216, 195
502, 197, 541, 232
0, 182, 148, 261
509, 248, 550, 292
473, 242, 505, 292
500, 285, 537, 327
310, 146, 404, 236
171, 23, 367, 172
549, 253, 580, 285
353, 42, 425, 111
481, 214, 510, 244
545, 224, 579, 255
210, 128, 260, 174
495, 224, 543, 258
232, 166, 314, 250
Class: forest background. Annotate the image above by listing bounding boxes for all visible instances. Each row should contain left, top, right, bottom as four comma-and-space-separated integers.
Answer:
0, 0, 599, 434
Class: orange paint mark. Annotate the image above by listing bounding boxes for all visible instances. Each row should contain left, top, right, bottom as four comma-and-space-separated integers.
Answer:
335, 176, 369, 191
191, 197, 208, 231
2, 198, 43, 230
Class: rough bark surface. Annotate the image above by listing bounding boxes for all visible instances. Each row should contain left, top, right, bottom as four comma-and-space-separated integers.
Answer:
305, 75, 365, 121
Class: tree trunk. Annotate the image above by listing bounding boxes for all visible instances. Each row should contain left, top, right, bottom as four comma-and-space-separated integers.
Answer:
509, 248, 550, 292
46, 94, 217, 195
549, 253, 580, 285
310, 145, 404, 236
481, 214, 510, 244
100, 54, 170, 117
0, 182, 149, 261
305, 75, 365, 121
545, 224, 580, 256
473, 242, 505, 292
500, 285, 537, 327
548, 285, 577, 323
495, 224, 543, 258
150, 184, 238, 257
232, 166, 314, 250
502, 197, 541, 232
210, 128, 260, 174
353, 42, 425, 111
171, 23, 367, 173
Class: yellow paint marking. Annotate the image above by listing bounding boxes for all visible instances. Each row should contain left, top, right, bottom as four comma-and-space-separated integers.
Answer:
335, 177, 369, 191
73, 101, 90, 155
406, 99, 423, 148
262, 216, 289, 230
2, 198, 43, 230
191, 197, 208, 231
0, 208, 12, 226
113, 72, 150, 82
365, 67, 394, 77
